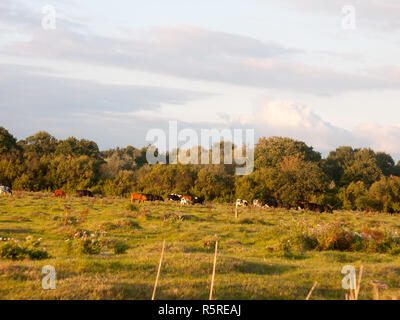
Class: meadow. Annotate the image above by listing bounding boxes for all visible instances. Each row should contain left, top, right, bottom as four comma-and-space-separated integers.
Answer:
1, 192, 400, 300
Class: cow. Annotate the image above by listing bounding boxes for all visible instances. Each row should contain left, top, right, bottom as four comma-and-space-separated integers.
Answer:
300, 202, 331, 213
181, 195, 192, 204
152, 195, 164, 202
253, 199, 263, 207
236, 199, 249, 207
75, 190, 93, 197
181, 198, 190, 205
54, 190, 66, 198
193, 196, 205, 205
144, 194, 164, 202
167, 194, 182, 201
386, 207, 396, 214
264, 199, 278, 208
131, 193, 147, 203
0, 186, 12, 196
278, 202, 291, 210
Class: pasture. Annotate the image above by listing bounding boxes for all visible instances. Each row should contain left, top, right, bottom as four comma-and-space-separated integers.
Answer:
1, 192, 400, 300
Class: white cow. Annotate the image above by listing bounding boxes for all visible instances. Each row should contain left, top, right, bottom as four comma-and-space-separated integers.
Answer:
0, 186, 12, 196
253, 199, 263, 207
236, 199, 249, 207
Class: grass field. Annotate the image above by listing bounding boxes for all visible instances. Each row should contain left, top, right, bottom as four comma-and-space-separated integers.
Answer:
1, 192, 400, 300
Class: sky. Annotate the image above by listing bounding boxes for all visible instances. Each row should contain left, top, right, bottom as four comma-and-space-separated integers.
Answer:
0, 0, 400, 158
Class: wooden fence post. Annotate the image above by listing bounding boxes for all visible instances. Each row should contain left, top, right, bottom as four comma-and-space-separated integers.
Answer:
209, 241, 219, 300
305, 281, 318, 300
152, 240, 166, 300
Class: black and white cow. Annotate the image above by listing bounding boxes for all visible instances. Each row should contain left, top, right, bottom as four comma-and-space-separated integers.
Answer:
236, 199, 249, 207
193, 196, 206, 205
0, 186, 12, 196
167, 194, 182, 201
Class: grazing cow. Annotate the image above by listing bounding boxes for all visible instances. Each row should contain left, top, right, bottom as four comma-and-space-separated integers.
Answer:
236, 199, 249, 207
75, 190, 93, 197
300, 202, 330, 213
193, 196, 205, 205
278, 202, 291, 210
167, 194, 182, 201
181, 198, 190, 205
264, 199, 278, 208
54, 190, 66, 198
386, 207, 396, 214
0, 186, 12, 196
144, 194, 164, 202
181, 195, 192, 204
253, 199, 263, 207
152, 195, 164, 202
131, 193, 147, 203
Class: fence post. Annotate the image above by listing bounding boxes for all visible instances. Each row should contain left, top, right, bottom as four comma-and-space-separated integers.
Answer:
209, 241, 218, 300
152, 240, 166, 300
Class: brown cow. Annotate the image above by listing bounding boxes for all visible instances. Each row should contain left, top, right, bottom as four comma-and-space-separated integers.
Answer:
131, 193, 147, 203
181, 195, 192, 204
54, 190, 66, 198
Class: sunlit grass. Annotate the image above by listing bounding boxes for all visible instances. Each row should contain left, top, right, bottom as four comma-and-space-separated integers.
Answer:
0, 192, 400, 300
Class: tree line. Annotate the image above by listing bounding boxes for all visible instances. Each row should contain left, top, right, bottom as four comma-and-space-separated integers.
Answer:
1, 127, 400, 212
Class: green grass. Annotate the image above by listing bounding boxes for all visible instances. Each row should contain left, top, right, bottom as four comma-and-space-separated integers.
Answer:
1, 191, 400, 300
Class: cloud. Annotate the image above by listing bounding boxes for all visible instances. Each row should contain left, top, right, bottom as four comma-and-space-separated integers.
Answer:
2, 2, 400, 95
0, 64, 211, 147
234, 99, 400, 159
4, 26, 399, 95
354, 123, 400, 155
235, 100, 354, 152
282, 0, 400, 31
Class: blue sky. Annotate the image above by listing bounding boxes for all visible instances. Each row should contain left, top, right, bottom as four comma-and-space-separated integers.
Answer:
1, 0, 400, 157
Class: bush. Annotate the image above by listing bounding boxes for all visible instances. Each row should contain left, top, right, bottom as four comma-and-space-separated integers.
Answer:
0, 242, 26, 260
79, 239, 102, 255
113, 241, 129, 254
283, 223, 400, 254
0, 237, 49, 260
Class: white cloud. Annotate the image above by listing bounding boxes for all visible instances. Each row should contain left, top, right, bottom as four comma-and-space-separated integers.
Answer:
354, 123, 400, 155
2, 1, 399, 96
235, 99, 400, 159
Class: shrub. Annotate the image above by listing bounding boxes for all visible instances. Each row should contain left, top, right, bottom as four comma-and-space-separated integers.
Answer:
113, 241, 129, 254
0, 237, 49, 260
79, 239, 102, 255
0, 242, 26, 260
284, 222, 400, 254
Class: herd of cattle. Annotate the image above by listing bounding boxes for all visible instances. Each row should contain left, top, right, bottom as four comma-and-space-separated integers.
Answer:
0, 185, 345, 214
236, 198, 334, 213
1, 185, 332, 213
131, 193, 206, 205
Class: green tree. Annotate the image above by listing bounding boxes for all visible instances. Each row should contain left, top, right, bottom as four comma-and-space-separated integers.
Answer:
0, 127, 18, 155
272, 157, 329, 206
255, 136, 321, 169
22, 131, 58, 156
341, 149, 382, 187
